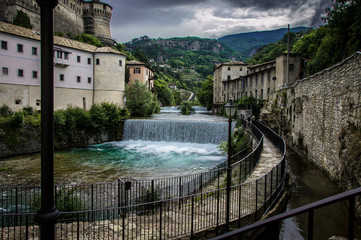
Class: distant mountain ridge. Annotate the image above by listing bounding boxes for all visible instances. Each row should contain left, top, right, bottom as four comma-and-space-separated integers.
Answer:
218, 27, 310, 58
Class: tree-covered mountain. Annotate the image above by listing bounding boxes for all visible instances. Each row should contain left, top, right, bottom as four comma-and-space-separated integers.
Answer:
124, 36, 241, 78
218, 27, 310, 58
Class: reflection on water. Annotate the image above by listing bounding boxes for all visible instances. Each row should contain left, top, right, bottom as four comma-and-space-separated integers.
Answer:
0, 140, 225, 185
279, 150, 361, 239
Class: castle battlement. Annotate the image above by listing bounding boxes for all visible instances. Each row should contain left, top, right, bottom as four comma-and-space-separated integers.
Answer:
0, 0, 114, 45
6, 0, 40, 14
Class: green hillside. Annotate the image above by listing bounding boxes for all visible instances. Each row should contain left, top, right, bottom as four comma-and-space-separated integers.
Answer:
218, 27, 310, 58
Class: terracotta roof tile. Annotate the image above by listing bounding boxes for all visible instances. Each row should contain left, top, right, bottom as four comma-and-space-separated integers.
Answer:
0, 21, 126, 55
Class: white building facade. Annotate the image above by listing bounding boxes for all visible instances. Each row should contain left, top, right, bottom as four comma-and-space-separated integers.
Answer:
0, 21, 126, 111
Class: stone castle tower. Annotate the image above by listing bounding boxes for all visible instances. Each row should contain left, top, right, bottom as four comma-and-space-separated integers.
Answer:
0, 0, 114, 45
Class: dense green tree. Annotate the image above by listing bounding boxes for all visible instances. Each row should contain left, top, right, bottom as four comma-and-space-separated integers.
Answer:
292, 0, 361, 75
173, 91, 182, 105
236, 96, 263, 119
74, 33, 103, 47
133, 48, 150, 66
154, 79, 174, 106
125, 82, 160, 117
13, 10, 32, 29
196, 75, 213, 110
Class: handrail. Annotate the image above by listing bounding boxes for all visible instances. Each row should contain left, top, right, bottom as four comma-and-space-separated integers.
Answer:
211, 186, 361, 240
0, 120, 287, 240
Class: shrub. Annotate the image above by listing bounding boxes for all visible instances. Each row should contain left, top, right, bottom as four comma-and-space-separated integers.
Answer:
0, 105, 12, 117
178, 101, 195, 115
22, 106, 34, 116
10, 111, 24, 127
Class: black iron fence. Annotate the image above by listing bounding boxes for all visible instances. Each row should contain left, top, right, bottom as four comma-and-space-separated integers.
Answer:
0, 120, 286, 239
211, 186, 361, 240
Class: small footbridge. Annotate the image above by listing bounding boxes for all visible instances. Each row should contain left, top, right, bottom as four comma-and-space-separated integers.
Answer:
0, 120, 287, 239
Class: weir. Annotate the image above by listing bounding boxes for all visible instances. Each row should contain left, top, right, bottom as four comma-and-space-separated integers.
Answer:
123, 119, 234, 144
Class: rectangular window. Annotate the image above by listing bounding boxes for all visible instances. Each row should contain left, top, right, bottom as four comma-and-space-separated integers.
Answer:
1, 41, 7, 50
2, 67, 8, 75
289, 64, 294, 71
255, 75, 258, 85
77, 56, 81, 63
255, 90, 258, 99
17, 44, 23, 53
119, 60, 122, 66
56, 51, 62, 59
64, 53, 69, 60
32, 47, 37, 55
60, 74, 64, 81
134, 67, 140, 74
15, 99, 22, 105
267, 88, 270, 94
88, 58, 91, 65
261, 73, 264, 84
32, 71, 38, 79
261, 89, 263, 99
268, 71, 271, 81
18, 69, 24, 77
96, 59, 100, 65
88, 77, 91, 83
227, 67, 231, 71
240, 67, 242, 71
77, 76, 81, 83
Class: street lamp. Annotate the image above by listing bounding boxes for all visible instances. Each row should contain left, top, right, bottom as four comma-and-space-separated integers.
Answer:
224, 97, 236, 231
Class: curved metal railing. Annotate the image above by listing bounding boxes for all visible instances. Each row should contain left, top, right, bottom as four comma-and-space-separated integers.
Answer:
0, 120, 287, 240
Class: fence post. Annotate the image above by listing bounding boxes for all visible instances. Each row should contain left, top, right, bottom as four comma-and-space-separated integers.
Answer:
308, 209, 314, 240
151, 180, 155, 202
255, 179, 258, 221
191, 195, 194, 239
118, 179, 121, 215
264, 175, 267, 212
159, 201, 162, 239
348, 196, 355, 240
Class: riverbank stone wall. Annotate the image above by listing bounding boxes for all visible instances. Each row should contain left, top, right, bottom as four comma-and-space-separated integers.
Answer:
260, 52, 361, 191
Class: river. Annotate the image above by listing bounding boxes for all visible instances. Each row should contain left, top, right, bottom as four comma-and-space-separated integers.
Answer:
279, 150, 361, 239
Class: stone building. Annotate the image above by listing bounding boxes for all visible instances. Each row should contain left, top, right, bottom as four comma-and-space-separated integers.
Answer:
0, 0, 115, 45
126, 60, 155, 90
213, 53, 302, 110
0, 21, 126, 111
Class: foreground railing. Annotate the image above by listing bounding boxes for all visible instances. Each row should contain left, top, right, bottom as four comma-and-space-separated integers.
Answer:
0, 123, 263, 215
211, 186, 361, 240
0, 120, 286, 239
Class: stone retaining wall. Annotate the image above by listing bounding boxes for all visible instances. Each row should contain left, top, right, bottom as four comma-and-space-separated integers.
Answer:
261, 52, 361, 189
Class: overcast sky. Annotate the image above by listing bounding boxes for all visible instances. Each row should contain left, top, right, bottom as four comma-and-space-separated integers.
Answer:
105, 0, 331, 43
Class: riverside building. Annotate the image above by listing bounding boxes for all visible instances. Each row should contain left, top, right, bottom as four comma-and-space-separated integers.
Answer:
0, 21, 127, 111
213, 53, 302, 110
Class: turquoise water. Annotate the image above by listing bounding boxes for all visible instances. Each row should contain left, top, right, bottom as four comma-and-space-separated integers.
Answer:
60, 140, 225, 179
0, 110, 227, 185
0, 140, 225, 185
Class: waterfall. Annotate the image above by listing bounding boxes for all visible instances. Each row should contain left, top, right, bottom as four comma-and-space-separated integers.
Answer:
123, 119, 233, 144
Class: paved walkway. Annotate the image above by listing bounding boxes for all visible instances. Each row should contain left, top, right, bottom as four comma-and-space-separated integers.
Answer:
247, 137, 283, 181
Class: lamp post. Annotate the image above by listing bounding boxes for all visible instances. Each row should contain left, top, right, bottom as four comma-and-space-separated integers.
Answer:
224, 97, 236, 231
34, 1, 60, 239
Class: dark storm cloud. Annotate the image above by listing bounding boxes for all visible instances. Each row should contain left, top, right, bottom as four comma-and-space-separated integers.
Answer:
108, 0, 208, 9
311, 0, 332, 26
224, 0, 309, 10
106, 0, 332, 42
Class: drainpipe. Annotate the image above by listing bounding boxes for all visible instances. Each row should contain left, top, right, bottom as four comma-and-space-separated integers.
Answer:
34, 1, 60, 239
